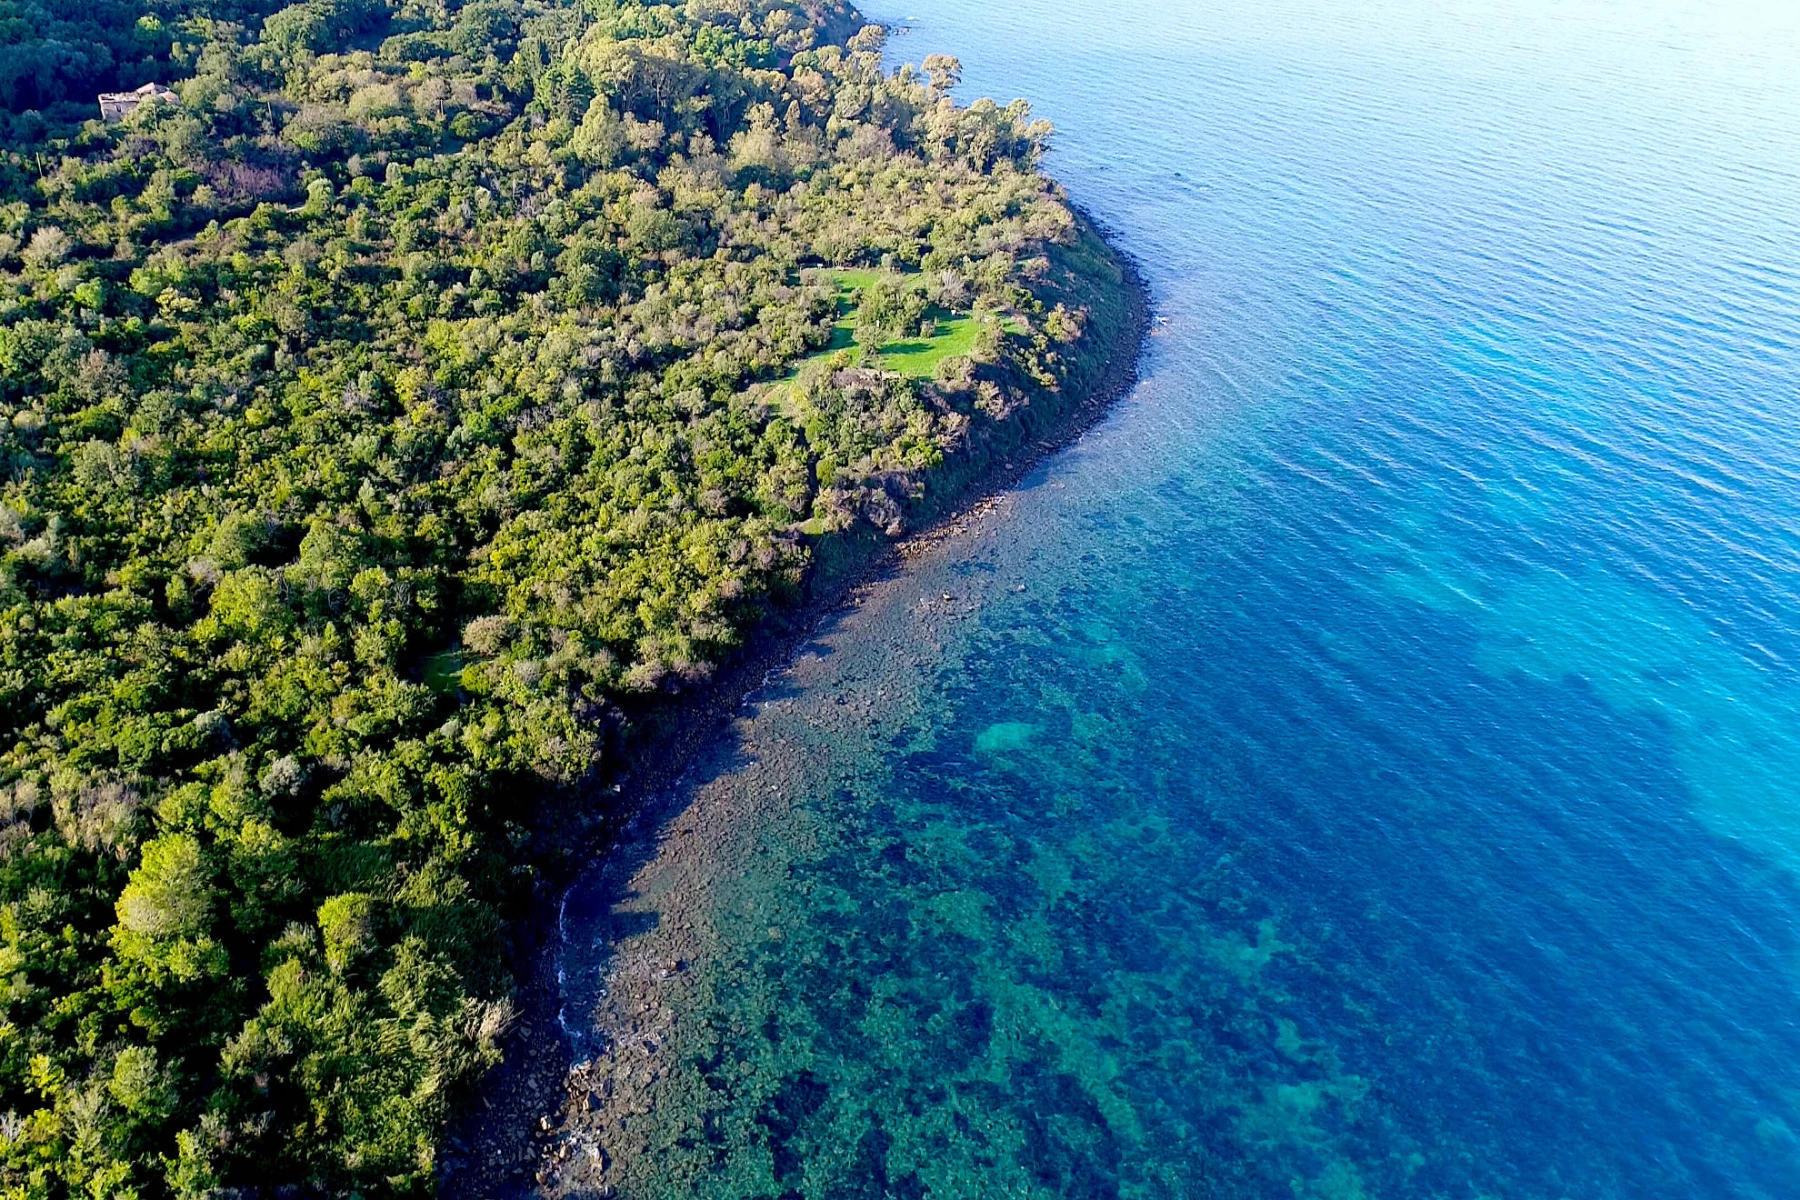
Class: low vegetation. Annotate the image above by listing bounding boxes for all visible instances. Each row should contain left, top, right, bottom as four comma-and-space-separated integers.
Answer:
0, 0, 1130, 1194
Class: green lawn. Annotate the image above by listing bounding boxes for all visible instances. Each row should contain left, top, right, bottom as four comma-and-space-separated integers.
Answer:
879, 313, 979, 376
790, 267, 984, 380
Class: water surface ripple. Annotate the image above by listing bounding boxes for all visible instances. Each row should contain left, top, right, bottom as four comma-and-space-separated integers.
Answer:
556, 2, 1800, 1195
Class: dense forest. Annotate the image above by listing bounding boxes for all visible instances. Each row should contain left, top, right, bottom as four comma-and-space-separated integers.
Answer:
0, 0, 1131, 1194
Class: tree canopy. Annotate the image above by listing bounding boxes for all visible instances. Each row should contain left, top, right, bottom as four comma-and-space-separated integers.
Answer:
0, 0, 1122, 1195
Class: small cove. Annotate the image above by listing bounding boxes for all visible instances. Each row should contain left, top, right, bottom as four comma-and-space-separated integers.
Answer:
538, 1, 1800, 1195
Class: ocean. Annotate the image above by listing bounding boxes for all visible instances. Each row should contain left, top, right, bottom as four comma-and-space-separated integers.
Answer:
552, 1, 1800, 1194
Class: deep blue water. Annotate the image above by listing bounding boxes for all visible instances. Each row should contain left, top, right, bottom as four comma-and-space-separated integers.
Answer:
561, 2, 1800, 1195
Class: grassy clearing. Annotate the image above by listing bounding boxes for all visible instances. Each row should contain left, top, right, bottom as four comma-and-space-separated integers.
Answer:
881, 313, 980, 375
789, 267, 990, 381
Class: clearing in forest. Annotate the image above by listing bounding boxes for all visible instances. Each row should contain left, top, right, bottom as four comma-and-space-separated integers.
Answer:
790, 267, 990, 379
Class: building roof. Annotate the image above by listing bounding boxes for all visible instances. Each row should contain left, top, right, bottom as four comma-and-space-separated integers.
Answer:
98, 83, 179, 118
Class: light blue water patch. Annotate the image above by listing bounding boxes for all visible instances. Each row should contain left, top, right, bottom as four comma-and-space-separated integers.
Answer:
973, 721, 1037, 754
1471, 570, 1800, 873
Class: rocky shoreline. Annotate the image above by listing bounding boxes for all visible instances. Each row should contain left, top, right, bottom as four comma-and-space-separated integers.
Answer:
440, 220, 1151, 1198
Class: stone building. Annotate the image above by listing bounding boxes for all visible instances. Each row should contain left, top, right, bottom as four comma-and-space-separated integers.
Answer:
98, 83, 179, 122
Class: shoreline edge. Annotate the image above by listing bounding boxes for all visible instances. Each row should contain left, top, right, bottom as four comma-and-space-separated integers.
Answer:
443, 207, 1154, 1196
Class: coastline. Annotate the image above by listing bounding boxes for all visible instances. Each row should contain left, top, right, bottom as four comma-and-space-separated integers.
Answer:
440, 215, 1152, 1197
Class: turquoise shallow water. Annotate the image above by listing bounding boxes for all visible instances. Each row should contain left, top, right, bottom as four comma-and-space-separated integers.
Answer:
555, 1, 1800, 1195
